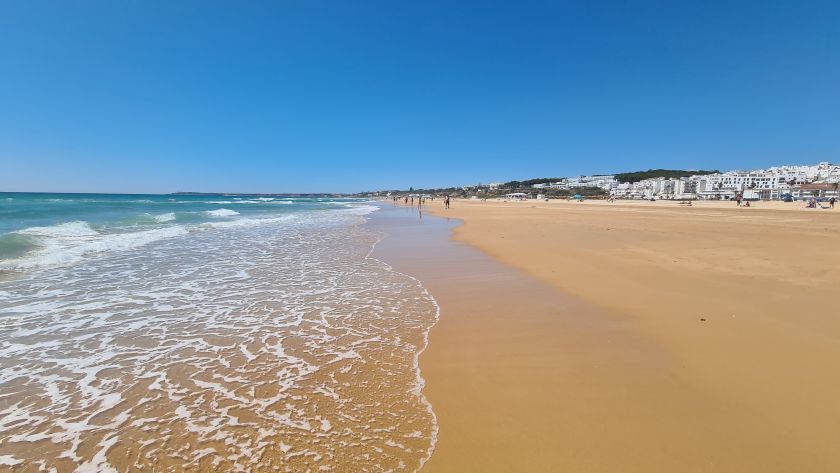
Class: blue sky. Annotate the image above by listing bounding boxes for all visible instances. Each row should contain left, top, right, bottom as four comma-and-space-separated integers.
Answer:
1, 1, 838, 193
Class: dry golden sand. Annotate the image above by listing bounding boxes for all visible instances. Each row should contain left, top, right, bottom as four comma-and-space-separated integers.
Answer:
378, 199, 840, 472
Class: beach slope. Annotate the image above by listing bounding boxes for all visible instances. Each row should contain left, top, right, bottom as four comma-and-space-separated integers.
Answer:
406, 199, 840, 472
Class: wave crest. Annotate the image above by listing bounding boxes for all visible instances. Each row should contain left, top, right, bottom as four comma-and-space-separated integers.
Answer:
1, 222, 189, 271
205, 208, 240, 217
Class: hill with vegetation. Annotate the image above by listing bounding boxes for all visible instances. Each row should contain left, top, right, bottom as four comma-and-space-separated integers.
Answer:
614, 169, 718, 183
501, 177, 564, 188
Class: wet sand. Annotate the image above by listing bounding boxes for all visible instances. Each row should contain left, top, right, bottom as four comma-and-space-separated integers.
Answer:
374, 200, 840, 472
0, 214, 438, 472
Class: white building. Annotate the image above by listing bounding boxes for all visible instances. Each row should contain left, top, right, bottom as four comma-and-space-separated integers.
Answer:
566, 175, 617, 190
540, 162, 837, 201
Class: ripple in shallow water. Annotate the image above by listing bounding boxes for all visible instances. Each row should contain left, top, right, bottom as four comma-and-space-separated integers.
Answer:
0, 211, 438, 472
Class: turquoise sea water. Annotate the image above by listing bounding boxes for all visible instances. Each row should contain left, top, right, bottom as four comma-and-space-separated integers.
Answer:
0, 192, 368, 270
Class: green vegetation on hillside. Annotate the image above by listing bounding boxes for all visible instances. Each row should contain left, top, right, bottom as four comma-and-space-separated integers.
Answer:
615, 169, 718, 183
502, 177, 564, 188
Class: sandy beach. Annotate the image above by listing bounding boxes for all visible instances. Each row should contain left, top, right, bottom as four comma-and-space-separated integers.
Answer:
376, 199, 840, 472
4, 1, 838, 470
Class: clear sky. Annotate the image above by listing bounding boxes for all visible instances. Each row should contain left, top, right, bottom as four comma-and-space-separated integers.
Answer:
1, 1, 838, 193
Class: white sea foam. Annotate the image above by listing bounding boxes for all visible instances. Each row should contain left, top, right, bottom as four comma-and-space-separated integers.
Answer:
204, 208, 240, 217
0, 211, 307, 272
18, 221, 100, 238
200, 214, 296, 230
0, 455, 23, 466
153, 212, 176, 223
0, 206, 438, 471
0, 221, 189, 271
337, 203, 379, 215
207, 199, 292, 205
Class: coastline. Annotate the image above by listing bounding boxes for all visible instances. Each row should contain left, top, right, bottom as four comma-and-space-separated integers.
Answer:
364, 215, 442, 471
0, 201, 440, 471
375, 198, 840, 472
367, 205, 693, 471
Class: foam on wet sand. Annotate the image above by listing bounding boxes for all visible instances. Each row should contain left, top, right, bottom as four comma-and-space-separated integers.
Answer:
0, 205, 438, 472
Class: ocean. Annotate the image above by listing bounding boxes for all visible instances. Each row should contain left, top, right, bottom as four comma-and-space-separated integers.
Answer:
0, 193, 438, 471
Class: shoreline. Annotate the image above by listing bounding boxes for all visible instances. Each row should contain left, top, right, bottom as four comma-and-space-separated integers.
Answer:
364, 216, 442, 471
406, 197, 840, 471
0, 203, 439, 472
368, 205, 698, 471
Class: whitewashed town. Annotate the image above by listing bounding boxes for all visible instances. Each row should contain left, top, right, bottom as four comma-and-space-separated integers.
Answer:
489, 162, 839, 201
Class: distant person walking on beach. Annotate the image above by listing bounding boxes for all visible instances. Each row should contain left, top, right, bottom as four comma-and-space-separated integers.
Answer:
735, 194, 742, 206
830, 197, 836, 209
444, 196, 450, 209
